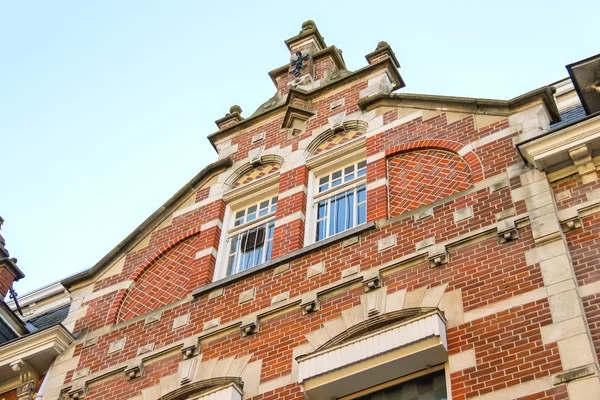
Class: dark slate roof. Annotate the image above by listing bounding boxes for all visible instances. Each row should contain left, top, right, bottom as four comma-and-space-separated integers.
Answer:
551, 104, 587, 130
25, 304, 70, 332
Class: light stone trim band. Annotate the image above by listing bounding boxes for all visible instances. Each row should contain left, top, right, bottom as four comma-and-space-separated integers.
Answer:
200, 219, 223, 231
279, 185, 307, 199
275, 212, 305, 227
195, 248, 218, 260
173, 196, 223, 218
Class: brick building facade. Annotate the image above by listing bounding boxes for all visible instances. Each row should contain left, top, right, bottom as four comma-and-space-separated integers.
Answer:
3, 21, 600, 400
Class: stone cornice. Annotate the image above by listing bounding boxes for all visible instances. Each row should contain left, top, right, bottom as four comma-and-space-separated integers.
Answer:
358, 85, 560, 123
518, 114, 600, 172
61, 157, 232, 289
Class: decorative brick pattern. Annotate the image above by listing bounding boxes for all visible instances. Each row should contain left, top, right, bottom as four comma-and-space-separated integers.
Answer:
232, 163, 281, 188
313, 129, 363, 155
116, 235, 203, 323
388, 150, 473, 217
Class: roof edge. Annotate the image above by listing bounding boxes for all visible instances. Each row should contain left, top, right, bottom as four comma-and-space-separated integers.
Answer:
61, 157, 232, 289
358, 85, 559, 123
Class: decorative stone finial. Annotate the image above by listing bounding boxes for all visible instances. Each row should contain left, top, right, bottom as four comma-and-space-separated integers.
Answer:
301, 20, 316, 32
229, 105, 242, 115
376, 41, 389, 50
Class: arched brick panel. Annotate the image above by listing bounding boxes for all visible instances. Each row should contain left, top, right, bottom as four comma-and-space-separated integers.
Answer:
106, 228, 203, 324
232, 162, 280, 188
387, 149, 473, 218
304, 120, 368, 157
115, 235, 202, 323
385, 139, 483, 183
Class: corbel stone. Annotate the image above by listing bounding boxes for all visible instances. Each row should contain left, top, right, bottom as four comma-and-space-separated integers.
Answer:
16, 380, 36, 400
11, 359, 39, 400
240, 315, 259, 337
67, 381, 87, 400
569, 145, 598, 184
181, 337, 200, 359
124, 360, 144, 380
328, 110, 347, 132
300, 293, 320, 315
428, 245, 449, 268
497, 220, 519, 243
362, 269, 382, 292
248, 145, 265, 167
561, 217, 583, 232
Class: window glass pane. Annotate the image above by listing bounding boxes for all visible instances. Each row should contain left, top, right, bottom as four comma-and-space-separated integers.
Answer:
227, 221, 274, 276
267, 222, 275, 239
347, 191, 354, 229
317, 202, 327, 219
259, 200, 269, 209
336, 193, 347, 234
316, 220, 326, 241
265, 240, 272, 261
227, 255, 236, 276
319, 176, 329, 185
357, 160, 367, 177
357, 203, 366, 224
328, 197, 337, 237
357, 185, 366, 202
258, 208, 269, 217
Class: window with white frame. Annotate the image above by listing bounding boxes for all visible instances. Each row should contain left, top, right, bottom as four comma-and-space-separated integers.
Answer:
313, 160, 367, 242
225, 196, 278, 276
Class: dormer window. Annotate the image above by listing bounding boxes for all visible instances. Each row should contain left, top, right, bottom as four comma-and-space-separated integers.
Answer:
225, 196, 278, 276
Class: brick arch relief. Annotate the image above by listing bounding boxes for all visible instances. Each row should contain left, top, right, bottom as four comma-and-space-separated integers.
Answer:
115, 233, 203, 323
304, 119, 368, 157
225, 154, 284, 190
387, 148, 474, 218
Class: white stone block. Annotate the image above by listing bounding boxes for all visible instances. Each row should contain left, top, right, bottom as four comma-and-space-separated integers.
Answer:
377, 235, 396, 251
415, 237, 435, 251
540, 255, 574, 287
238, 288, 256, 304
271, 291, 289, 305
449, 348, 476, 373
108, 338, 126, 354
558, 334, 596, 370
549, 290, 583, 323
172, 313, 190, 330
541, 317, 586, 345
307, 262, 325, 278
341, 265, 359, 278
453, 206, 473, 223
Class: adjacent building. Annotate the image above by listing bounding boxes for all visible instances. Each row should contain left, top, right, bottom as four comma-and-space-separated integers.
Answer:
3, 21, 600, 400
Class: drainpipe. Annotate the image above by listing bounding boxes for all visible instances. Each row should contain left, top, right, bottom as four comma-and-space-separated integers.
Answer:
34, 361, 54, 400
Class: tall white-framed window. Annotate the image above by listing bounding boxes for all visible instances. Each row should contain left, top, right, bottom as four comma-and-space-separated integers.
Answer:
312, 160, 367, 242
224, 196, 278, 277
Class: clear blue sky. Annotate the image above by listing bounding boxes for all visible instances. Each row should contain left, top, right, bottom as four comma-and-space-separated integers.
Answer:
1, 1, 597, 295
